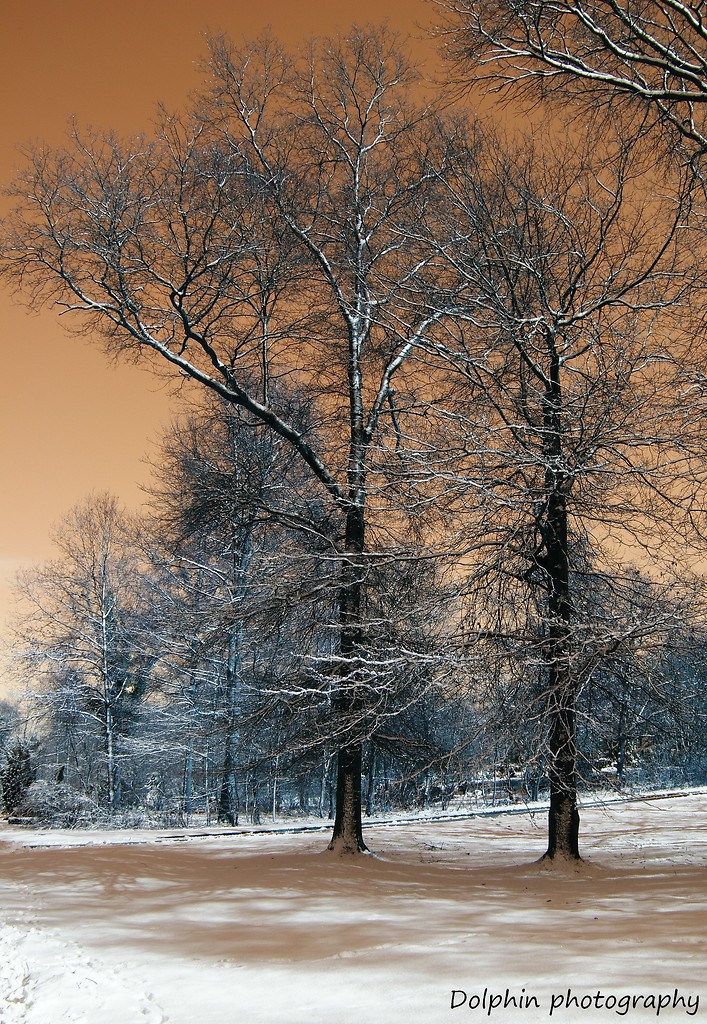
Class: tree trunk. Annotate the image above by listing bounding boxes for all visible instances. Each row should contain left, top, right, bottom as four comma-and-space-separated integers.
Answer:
318, 753, 329, 818
183, 679, 197, 822
327, 504, 368, 854
545, 681, 580, 859
271, 755, 279, 823
543, 556, 580, 861
105, 704, 118, 814
218, 613, 244, 826
540, 341, 580, 862
183, 743, 193, 822
616, 676, 627, 788
218, 536, 250, 827
218, 746, 238, 826
328, 764, 336, 820
329, 742, 366, 852
365, 745, 376, 817
204, 743, 212, 826
250, 777, 261, 824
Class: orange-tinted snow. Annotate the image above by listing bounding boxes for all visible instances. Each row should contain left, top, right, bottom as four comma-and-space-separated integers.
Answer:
0, 794, 704, 1023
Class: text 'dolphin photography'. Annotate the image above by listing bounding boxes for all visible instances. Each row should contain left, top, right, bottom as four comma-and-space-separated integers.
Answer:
450, 987, 701, 1017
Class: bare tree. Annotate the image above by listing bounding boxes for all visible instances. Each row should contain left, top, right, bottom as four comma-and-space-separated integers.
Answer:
421, 124, 695, 858
13, 494, 153, 813
141, 394, 337, 826
574, 568, 707, 792
430, 0, 707, 853
1, 27, 457, 852
434, 0, 707, 160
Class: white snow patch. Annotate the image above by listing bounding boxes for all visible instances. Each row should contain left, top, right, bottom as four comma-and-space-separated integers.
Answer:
0, 793, 704, 1023
0, 920, 166, 1023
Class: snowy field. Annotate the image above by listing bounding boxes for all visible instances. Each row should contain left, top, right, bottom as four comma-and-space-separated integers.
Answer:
0, 793, 704, 1024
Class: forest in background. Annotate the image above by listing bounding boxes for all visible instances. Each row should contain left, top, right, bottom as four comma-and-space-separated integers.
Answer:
1, 6, 707, 860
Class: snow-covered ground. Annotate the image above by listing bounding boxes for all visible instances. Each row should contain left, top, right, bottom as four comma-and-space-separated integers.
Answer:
0, 793, 704, 1024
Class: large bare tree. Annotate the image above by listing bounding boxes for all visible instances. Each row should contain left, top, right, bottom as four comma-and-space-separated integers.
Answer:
421, 125, 694, 859
1, 27, 457, 853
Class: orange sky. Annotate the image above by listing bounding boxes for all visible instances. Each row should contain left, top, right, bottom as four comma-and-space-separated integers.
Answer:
0, 0, 444, 663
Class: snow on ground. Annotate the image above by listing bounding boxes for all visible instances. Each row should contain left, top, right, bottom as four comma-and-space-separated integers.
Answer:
0, 793, 704, 1024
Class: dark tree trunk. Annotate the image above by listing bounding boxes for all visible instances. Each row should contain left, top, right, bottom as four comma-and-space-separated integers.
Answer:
545, 667, 580, 860
540, 336, 581, 862
329, 742, 366, 852
328, 764, 336, 820
217, 626, 241, 826
328, 504, 368, 854
218, 746, 238, 826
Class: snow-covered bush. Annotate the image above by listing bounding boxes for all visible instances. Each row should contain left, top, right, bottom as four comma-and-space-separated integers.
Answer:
19, 780, 101, 828
1, 742, 36, 816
